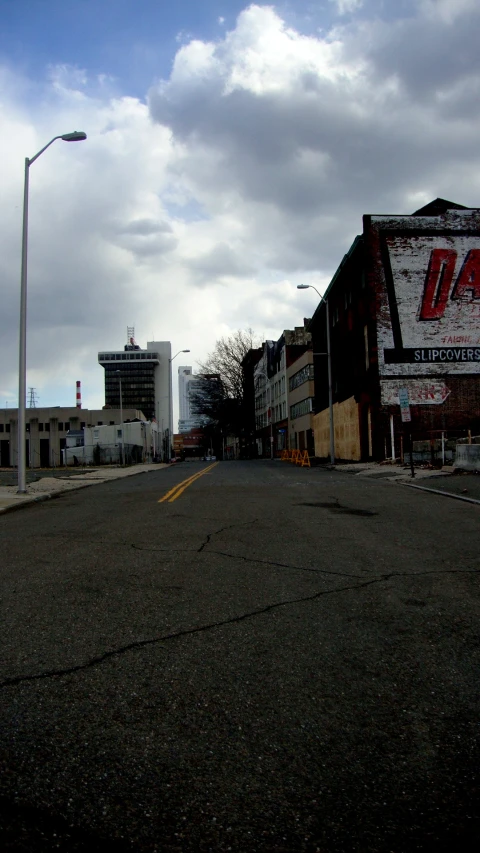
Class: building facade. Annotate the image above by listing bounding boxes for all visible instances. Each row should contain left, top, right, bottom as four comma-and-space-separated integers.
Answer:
309, 199, 480, 461
251, 326, 311, 457
178, 366, 194, 422
0, 407, 145, 468
177, 366, 211, 432
287, 350, 315, 454
98, 337, 171, 429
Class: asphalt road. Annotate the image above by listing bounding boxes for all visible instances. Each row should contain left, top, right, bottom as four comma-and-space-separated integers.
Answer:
1, 460, 479, 852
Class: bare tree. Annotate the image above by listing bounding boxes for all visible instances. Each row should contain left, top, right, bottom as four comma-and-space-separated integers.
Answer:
189, 330, 260, 444
197, 329, 259, 400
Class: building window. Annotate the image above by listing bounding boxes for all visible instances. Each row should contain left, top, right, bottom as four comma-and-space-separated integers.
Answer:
38, 423, 44, 432
98, 421, 103, 426
46, 423, 50, 431
289, 364, 314, 391
81, 422, 86, 429
0, 424, 3, 433
117, 429, 122, 438
58, 422, 64, 430
290, 398, 313, 420
94, 430, 99, 439
6, 424, 10, 433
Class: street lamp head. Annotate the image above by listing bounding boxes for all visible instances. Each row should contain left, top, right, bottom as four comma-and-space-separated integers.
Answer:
182, 349, 190, 353
61, 131, 87, 142
297, 284, 309, 290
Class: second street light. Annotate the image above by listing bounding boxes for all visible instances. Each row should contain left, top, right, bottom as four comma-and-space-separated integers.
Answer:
17, 130, 87, 493
168, 349, 190, 461
297, 284, 335, 465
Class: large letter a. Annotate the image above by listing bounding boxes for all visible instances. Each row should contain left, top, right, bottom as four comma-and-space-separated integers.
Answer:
419, 249, 457, 320
451, 249, 480, 301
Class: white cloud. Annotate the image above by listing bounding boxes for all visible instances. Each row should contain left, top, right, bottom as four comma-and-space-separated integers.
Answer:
1, 1, 480, 423
330, 0, 363, 15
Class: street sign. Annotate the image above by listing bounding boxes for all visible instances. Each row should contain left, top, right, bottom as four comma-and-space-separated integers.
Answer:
398, 387, 411, 423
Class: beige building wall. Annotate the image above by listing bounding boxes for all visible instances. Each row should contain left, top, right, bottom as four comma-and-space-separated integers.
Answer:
313, 396, 361, 461
0, 407, 145, 468
287, 352, 315, 451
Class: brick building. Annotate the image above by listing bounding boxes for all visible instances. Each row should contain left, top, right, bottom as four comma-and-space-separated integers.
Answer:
309, 199, 480, 461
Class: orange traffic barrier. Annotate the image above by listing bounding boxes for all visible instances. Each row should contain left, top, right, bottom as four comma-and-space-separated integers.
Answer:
300, 450, 311, 467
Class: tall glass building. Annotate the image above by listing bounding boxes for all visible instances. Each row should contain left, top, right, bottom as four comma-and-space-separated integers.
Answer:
98, 338, 171, 429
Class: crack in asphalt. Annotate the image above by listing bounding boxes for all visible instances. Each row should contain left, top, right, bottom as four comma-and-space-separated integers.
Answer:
197, 519, 259, 553
0, 576, 386, 689
2, 566, 478, 690
204, 549, 363, 578
129, 519, 260, 555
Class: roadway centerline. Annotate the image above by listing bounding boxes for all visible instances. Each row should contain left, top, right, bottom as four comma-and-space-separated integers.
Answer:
158, 462, 219, 503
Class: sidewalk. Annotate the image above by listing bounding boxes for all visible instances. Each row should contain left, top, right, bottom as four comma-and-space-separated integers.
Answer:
333, 461, 453, 482
333, 461, 480, 504
0, 463, 169, 514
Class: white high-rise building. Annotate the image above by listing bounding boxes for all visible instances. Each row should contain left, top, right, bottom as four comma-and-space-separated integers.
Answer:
178, 366, 208, 433
178, 366, 194, 422
98, 331, 172, 458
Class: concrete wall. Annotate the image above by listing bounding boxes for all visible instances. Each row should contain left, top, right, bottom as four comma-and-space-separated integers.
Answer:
313, 396, 361, 461
454, 444, 480, 472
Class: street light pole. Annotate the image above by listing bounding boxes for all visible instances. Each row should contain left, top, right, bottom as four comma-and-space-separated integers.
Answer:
168, 349, 190, 462
297, 284, 335, 465
116, 371, 124, 466
17, 131, 87, 493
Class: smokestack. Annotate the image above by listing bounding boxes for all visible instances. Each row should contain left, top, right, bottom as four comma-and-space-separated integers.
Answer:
76, 381, 81, 409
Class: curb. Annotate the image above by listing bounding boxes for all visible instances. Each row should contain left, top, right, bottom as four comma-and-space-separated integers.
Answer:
0, 480, 100, 515
401, 482, 480, 506
0, 467, 162, 516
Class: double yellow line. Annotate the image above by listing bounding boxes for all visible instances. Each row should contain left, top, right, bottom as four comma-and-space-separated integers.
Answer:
158, 462, 219, 503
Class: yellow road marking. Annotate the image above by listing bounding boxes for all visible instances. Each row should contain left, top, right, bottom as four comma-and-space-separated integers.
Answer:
158, 462, 219, 503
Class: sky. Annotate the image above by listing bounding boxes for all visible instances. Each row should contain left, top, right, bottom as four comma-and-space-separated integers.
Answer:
1, 0, 480, 427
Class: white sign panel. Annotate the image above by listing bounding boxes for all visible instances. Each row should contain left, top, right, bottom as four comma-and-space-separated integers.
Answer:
372, 211, 480, 377
398, 387, 411, 422
380, 379, 451, 406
